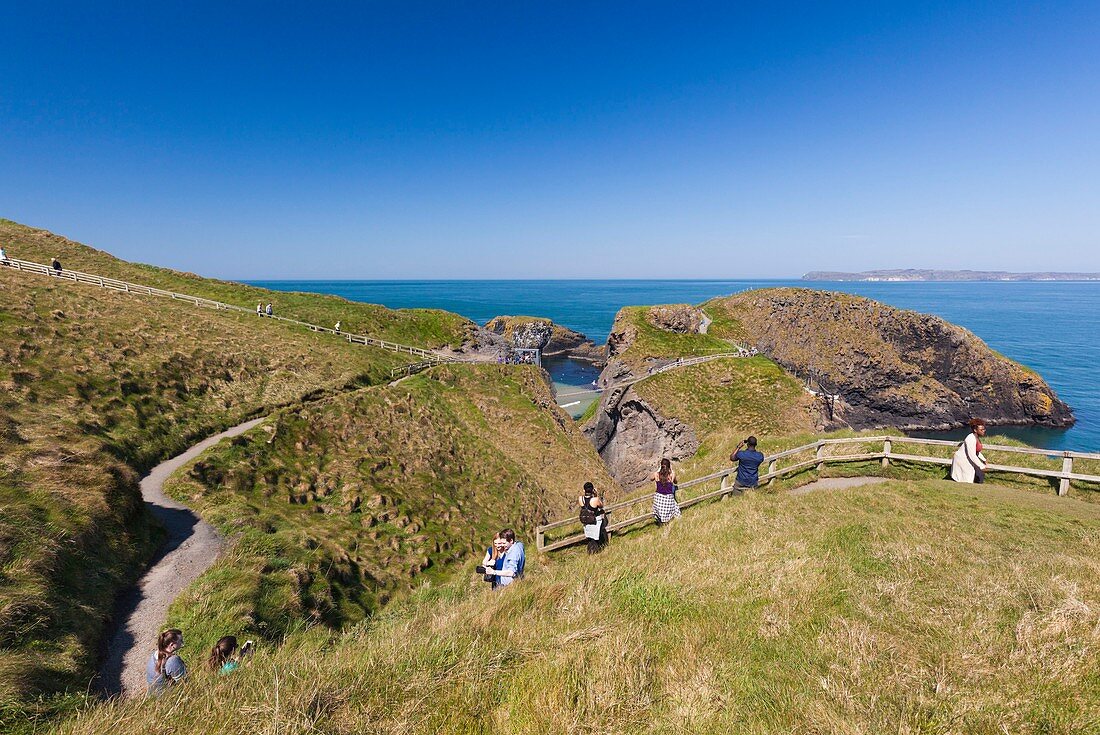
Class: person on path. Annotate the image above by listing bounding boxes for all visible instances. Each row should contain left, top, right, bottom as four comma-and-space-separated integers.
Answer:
0, 246, 8, 263
257, 303, 263, 316
652, 458, 681, 525
482, 528, 525, 587
208, 636, 252, 674
51, 256, 62, 275
578, 481, 608, 554
146, 629, 187, 693
334, 321, 341, 333
951, 418, 988, 483
729, 436, 766, 490
265, 303, 273, 317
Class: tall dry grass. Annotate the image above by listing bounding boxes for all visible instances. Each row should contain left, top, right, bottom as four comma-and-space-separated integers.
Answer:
56, 479, 1100, 734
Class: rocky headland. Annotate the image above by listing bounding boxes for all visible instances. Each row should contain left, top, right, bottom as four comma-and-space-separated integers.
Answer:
484, 315, 606, 363
707, 288, 1075, 431
583, 289, 1074, 488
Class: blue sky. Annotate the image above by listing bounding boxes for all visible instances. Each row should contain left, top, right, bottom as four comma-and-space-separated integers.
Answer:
2, 2, 1098, 278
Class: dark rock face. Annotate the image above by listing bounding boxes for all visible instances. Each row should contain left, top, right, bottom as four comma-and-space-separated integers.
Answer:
646, 304, 705, 334
484, 316, 606, 363
583, 384, 699, 490
714, 288, 1075, 431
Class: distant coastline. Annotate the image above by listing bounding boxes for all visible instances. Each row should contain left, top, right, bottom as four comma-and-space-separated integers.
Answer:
802, 269, 1100, 282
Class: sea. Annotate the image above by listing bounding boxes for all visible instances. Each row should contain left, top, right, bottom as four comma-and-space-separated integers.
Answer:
246, 279, 1100, 451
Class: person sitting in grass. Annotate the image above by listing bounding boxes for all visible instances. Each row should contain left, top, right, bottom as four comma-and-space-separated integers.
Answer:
729, 436, 766, 490
208, 635, 253, 674
482, 528, 525, 587
146, 629, 187, 693
477, 533, 508, 588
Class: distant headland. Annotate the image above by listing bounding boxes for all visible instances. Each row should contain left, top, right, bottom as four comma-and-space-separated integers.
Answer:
802, 269, 1100, 282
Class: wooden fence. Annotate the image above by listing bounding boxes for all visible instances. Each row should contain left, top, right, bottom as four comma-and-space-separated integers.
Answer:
536, 435, 1100, 552
2, 257, 457, 362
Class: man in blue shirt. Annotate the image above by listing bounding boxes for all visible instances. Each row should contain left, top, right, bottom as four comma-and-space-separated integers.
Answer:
729, 436, 766, 489
484, 528, 525, 588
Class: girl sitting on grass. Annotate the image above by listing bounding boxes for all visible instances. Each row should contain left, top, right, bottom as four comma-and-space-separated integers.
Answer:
208, 636, 253, 674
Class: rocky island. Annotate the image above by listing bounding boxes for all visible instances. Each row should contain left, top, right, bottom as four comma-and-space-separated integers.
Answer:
484, 315, 606, 363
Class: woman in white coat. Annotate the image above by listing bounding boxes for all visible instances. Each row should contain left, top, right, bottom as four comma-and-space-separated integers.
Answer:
951, 418, 988, 483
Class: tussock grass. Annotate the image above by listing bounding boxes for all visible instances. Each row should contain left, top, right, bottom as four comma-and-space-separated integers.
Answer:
160, 363, 621, 656
0, 236, 427, 705
57, 479, 1100, 734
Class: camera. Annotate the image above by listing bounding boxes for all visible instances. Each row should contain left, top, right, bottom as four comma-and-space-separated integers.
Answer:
475, 565, 486, 574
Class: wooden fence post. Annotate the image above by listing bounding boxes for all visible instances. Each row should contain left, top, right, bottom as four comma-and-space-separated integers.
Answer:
767, 459, 778, 486
1059, 455, 1072, 496
816, 443, 825, 472
882, 438, 892, 468
536, 527, 546, 552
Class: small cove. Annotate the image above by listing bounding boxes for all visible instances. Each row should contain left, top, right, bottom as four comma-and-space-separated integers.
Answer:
247, 279, 1100, 450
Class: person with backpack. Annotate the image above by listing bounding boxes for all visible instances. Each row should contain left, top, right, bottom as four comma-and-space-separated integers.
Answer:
265, 303, 273, 316
51, 256, 62, 276
578, 482, 608, 554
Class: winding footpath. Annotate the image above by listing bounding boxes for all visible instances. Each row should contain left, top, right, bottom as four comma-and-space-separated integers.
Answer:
97, 417, 266, 697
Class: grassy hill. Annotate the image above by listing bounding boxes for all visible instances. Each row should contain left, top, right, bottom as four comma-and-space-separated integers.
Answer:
56, 479, 1100, 734
0, 219, 476, 710
631, 356, 818, 477
161, 363, 620, 644
0, 219, 476, 349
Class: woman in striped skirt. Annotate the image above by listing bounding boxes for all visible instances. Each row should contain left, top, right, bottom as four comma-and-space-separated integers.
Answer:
652, 458, 681, 524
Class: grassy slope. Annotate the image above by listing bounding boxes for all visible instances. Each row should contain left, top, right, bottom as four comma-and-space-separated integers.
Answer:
632, 356, 818, 477
602, 304, 820, 478
612, 305, 734, 369
0, 262, 417, 704
160, 363, 621, 650
0, 219, 475, 349
59, 479, 1100, 734
0, 216, 480, 710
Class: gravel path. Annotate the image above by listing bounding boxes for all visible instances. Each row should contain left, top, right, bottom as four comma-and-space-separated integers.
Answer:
97, 417, 266, 697
788, 476, 890, 496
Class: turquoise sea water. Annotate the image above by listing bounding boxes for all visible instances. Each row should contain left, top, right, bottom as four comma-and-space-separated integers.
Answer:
247, 279, 1100, 451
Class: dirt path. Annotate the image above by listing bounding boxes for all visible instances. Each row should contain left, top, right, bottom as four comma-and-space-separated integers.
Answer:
97, 417, 266, 697
788, 476, 890, 496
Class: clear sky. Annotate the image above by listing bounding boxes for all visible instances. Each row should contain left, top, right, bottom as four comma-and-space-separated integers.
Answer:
2, 2, 1098, 279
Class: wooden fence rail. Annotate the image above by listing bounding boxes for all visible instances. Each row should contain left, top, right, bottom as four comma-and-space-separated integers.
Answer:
536, 435, 1100, 552
2, 257, 460, 363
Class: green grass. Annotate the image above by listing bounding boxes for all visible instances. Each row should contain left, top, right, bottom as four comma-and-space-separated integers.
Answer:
0, 219, 475, 349
56, 479, 1100, 734
612, 305, 735, 367
0, 219, 466, 707
632, 355, 817, 469
158, 363, 622, 657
